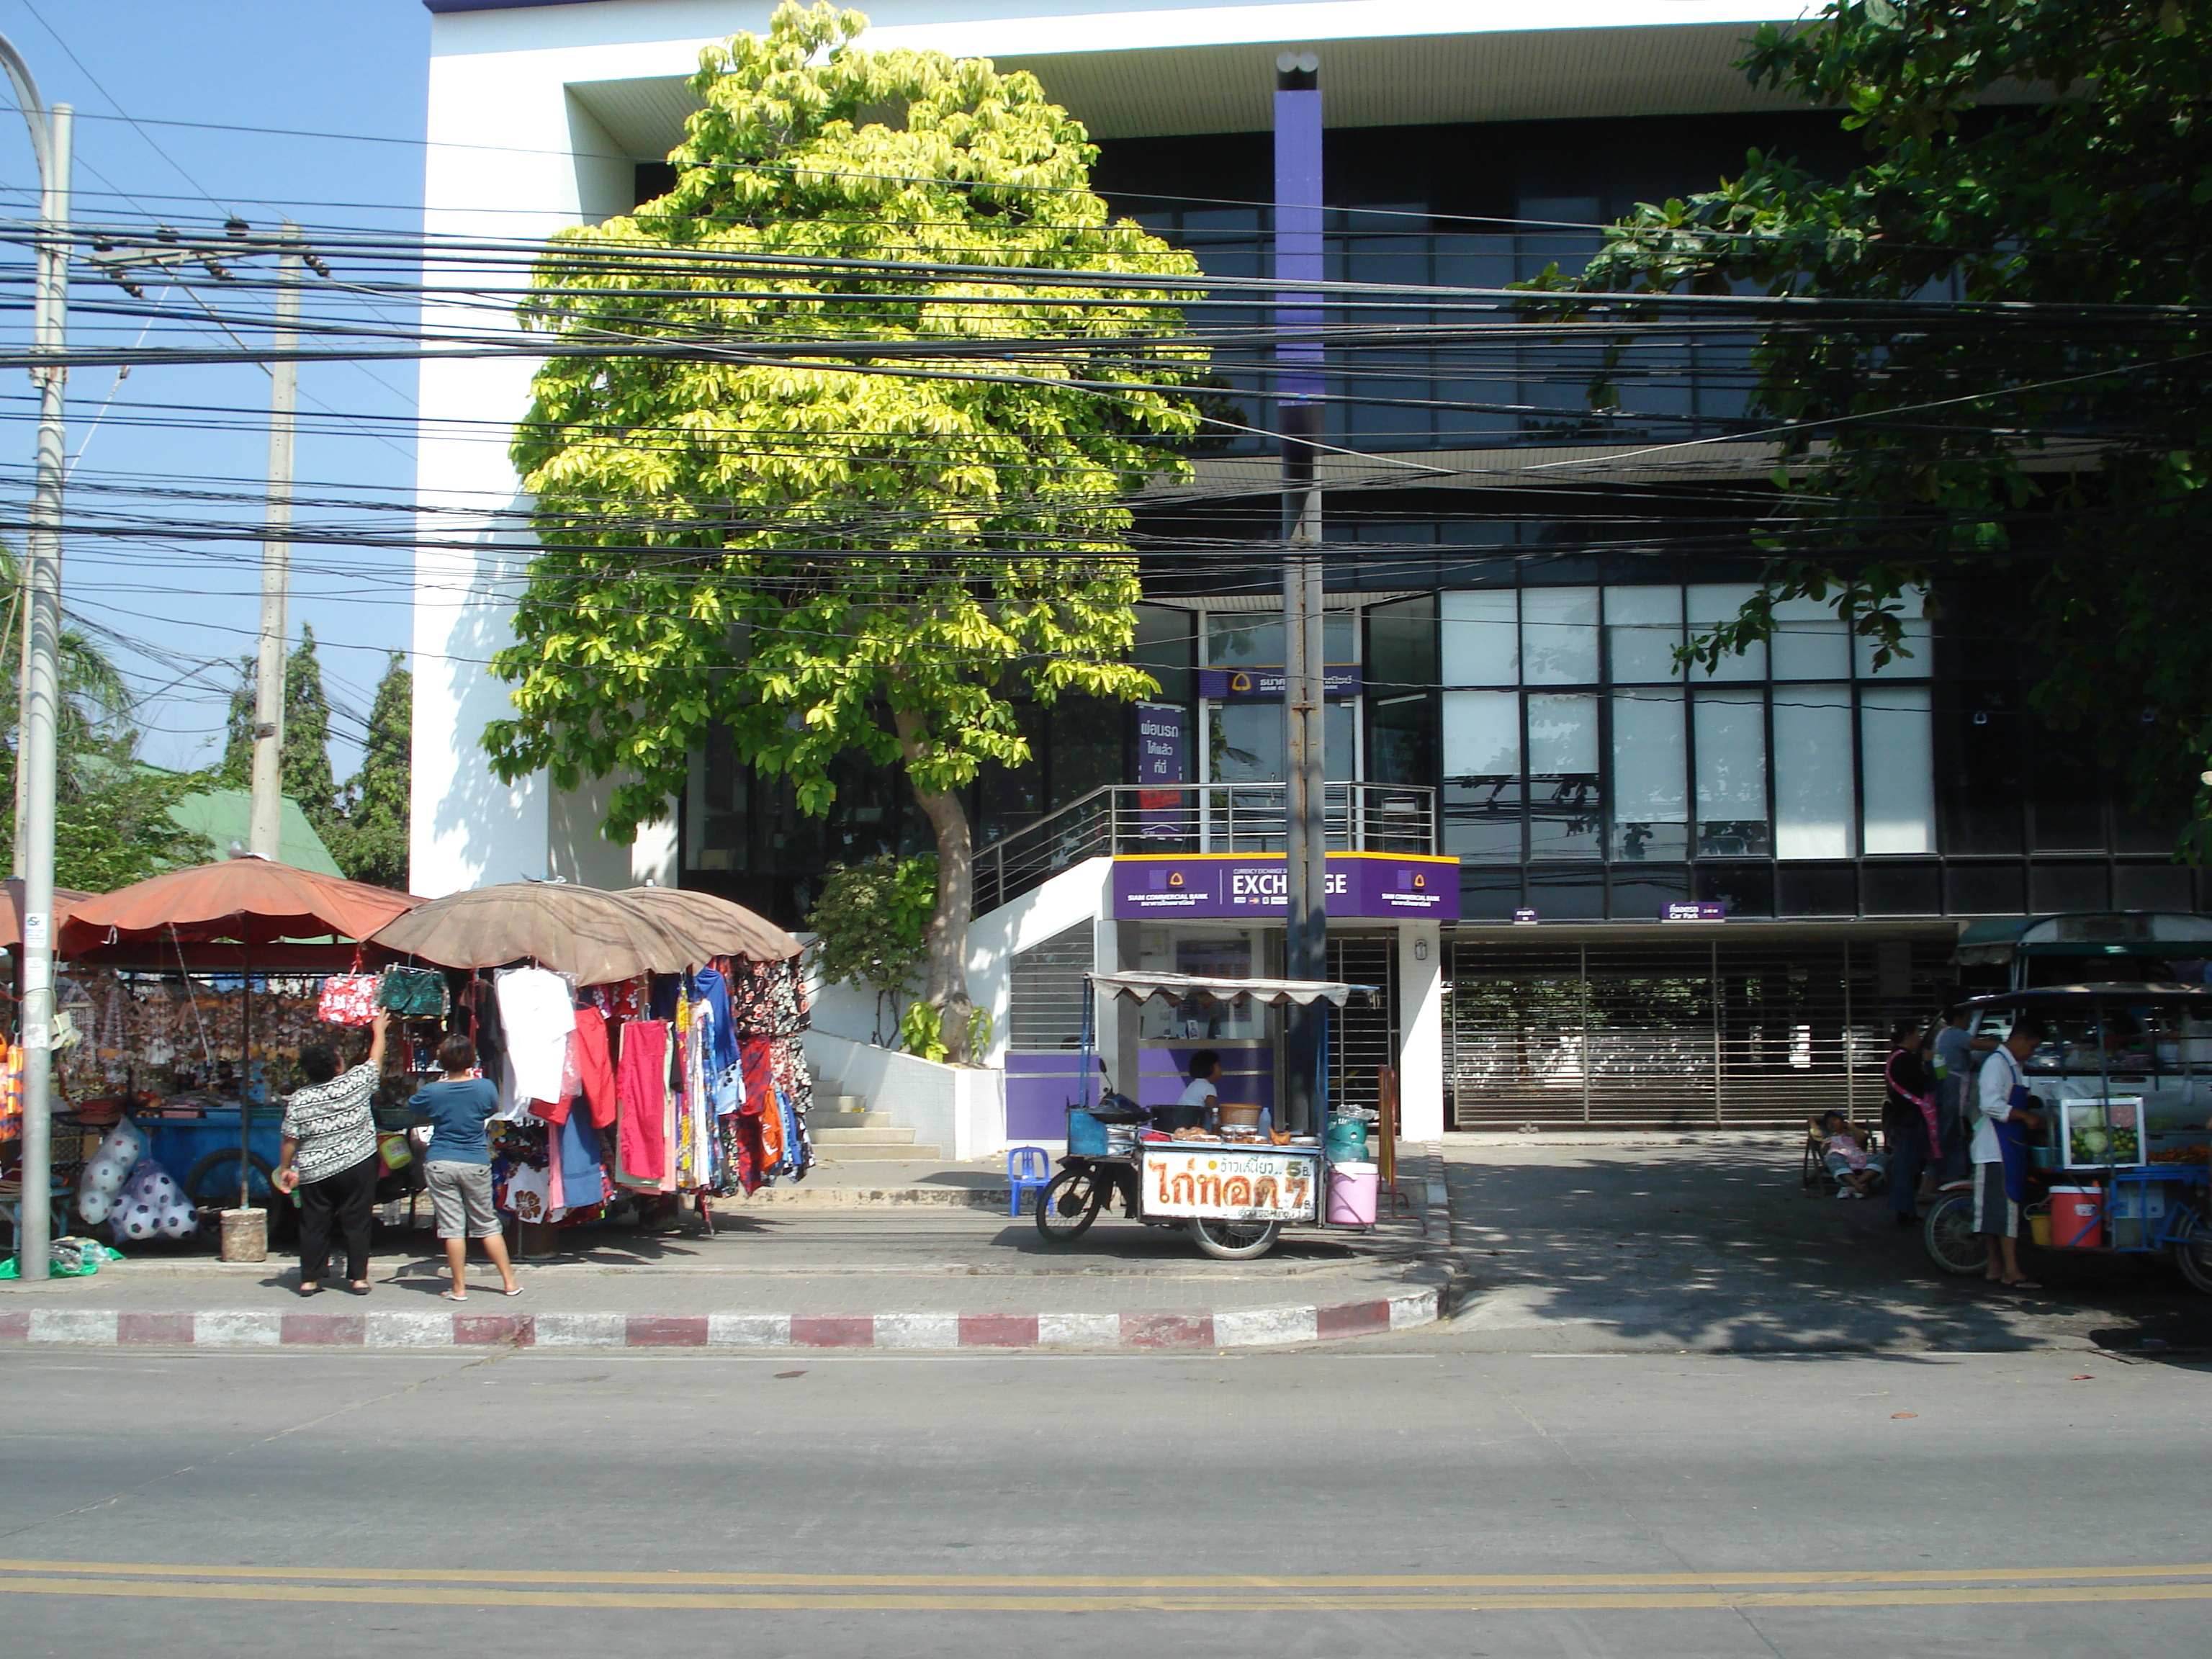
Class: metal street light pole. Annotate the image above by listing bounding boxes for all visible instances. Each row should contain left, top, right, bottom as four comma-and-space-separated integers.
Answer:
1275, 51, 1327, 1134
0, 30, 71, 1282
248, 225, 302, 860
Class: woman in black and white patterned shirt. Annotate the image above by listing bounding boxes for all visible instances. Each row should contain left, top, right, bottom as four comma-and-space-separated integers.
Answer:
274, 1011, 389, 1296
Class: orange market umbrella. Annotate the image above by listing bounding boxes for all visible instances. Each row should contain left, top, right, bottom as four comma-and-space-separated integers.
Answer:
0, 877, 92, 950
610, 886, 799, 963
59, 857, 421, 955
369, 881, 699, 985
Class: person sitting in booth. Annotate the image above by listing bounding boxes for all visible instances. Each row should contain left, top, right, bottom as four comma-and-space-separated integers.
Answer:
1179, 1051, 1223, 1127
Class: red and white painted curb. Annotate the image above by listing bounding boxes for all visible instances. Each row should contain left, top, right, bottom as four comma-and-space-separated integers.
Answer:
0, 1290, 1437, 1352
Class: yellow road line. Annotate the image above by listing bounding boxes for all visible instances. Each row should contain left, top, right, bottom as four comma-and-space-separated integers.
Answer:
1, 1578, 2211, 1612
1, 1558, 2208, 1592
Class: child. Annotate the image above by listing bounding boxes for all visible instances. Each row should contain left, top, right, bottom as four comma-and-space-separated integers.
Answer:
1820, 1110, 1887, 1200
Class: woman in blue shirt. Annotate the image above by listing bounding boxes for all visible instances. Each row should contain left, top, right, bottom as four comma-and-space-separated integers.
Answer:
409, 1033, 520, 1301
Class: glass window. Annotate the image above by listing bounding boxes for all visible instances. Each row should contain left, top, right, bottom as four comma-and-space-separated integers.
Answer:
1208, 702, 1282, 783
1441, 590, 1516, 685
1365, 595, 1436, 696
1686, 583, 1768, 681
1527, 692, 1601, 859
1773, 684, 1856, 859
1694, 688, 1769, 855
1769, 595, 1851, 680
1442, 689, 1519, 778
1856, 601, 1933, 679
1326, 699, 1359, 782
1442, 691, 1524, 861
1205, 613, 1281, 669
1604, 585, 1682, 682
1611, 688, 1686, 861
1861, 685, 1935, 853
1367, 693, 1434, 787
1521, 587, 1600, 685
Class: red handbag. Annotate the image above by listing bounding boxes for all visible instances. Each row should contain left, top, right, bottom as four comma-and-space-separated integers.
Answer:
315, 974, 379, 1028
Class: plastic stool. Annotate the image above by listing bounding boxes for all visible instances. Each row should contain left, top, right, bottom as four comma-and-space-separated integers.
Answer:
1007, 1146, 1052, 1218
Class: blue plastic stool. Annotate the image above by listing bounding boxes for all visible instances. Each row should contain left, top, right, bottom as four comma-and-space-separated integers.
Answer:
1007, 1146, 1053, 1218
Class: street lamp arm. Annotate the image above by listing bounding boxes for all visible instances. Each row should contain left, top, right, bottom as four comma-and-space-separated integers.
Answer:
0, 32, 50, 188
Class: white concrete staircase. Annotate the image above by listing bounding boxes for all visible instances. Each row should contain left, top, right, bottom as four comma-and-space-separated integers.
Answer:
810, 1078, 943, 1161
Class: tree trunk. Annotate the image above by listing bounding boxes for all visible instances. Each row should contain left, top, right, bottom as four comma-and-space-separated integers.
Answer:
894, 709, 976, 1065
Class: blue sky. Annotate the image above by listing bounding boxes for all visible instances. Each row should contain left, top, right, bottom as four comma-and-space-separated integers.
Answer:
0, 0, 433, 773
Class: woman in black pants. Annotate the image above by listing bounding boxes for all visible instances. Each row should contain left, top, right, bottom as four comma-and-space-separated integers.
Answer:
273, 1012, 390, 1295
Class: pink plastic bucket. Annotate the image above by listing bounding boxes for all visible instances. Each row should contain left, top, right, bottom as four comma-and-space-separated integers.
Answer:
1326, 1161, 1378, 1226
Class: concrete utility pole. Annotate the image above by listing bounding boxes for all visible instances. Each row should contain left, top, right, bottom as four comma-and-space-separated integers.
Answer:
1274, 50, 1328, 1133
248, 225, 302, 860
1, 28, 71, 1281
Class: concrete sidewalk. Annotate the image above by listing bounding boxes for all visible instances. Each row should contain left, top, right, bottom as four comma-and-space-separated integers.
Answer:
0, 1149, 1450, 1351
1435, 1136, 2209, 1355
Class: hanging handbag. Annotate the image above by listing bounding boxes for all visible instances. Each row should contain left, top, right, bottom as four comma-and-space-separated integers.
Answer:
315, 974, 380, 1028
377, 965, 449, 1019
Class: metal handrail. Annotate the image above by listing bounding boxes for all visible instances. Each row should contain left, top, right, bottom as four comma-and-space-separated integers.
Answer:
971, 782, 1438, 915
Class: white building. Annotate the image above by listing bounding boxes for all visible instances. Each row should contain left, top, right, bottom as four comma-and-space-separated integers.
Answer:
415, 0, 2171, 1149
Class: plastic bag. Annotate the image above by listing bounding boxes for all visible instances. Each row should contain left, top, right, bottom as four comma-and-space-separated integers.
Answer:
315, 974, 379, 1028
0, 1236, 115, 1279
109, 1158, 197, 1244
75, 1119, 145, 1225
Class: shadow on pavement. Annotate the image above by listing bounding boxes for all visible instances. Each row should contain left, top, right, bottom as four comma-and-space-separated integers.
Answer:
1443, 1139, 2211, 1353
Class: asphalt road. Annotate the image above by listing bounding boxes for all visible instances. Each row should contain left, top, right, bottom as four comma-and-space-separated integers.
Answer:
4, 1341, 2208, 1656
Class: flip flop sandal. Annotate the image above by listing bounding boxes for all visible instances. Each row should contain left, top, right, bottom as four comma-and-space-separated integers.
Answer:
439, 1290, 469, 1302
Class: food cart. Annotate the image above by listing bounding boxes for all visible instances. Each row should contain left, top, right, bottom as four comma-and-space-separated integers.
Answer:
1033, 970, 1379, 1261
1923, 983, 2212, 1291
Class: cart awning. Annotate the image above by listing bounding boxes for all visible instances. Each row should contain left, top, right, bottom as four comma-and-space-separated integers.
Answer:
1089, 971, 1376, 1007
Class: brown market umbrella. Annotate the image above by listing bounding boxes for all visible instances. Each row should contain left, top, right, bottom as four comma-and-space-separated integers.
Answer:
368, 881, 699, 984
611, 886, 799, 963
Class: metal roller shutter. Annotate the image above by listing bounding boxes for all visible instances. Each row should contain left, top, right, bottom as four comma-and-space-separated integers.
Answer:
1007, 922, 1094, 1052
1447, 935, 1951, 1131
1326, 933, 1398, 1120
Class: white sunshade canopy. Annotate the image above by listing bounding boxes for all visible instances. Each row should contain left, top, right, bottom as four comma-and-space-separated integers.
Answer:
1089, 971, 1377, 1007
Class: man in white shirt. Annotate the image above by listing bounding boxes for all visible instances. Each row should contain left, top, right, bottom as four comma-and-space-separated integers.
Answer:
1972, 1015, 2047, 1288
1931, 1006, 1997, 1182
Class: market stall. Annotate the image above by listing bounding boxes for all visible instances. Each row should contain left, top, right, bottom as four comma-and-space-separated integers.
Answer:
1035, 970, 1380, 1260
1923, 983, 2212, 1291
369, 883, 813, 1246
51, 860, 426, 1247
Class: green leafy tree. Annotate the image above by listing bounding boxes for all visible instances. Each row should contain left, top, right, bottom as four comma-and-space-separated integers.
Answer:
1543, 0, 2212, 851
331, 651, 411, 889
487, 2, 1204, 1059
805, 853, 935, 1045
217, 626, 341, 841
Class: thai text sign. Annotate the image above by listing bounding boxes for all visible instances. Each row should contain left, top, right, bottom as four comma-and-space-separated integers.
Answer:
1134, 701, 1187, 839
1196, 665, 1362, 700
1143, 1146, 1318, 1222
1112, 853, 1459, 920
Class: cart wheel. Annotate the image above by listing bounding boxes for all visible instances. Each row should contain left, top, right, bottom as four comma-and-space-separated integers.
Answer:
1922, 1191, 1985, 1277
1035, 1168, 1105, 1243
2171, 1209, 2212, 1295
1187, 1217, 1280, 1261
